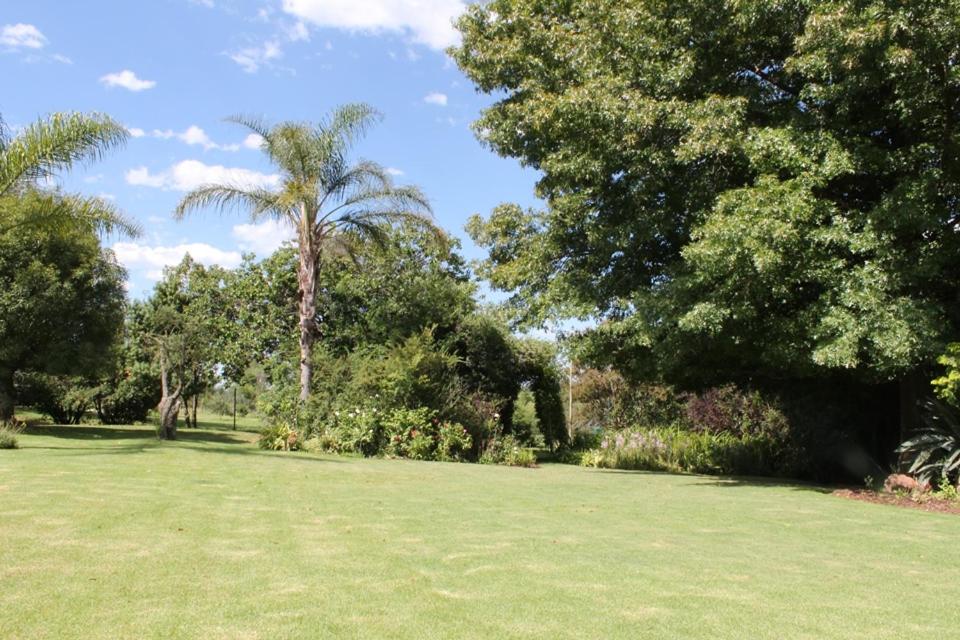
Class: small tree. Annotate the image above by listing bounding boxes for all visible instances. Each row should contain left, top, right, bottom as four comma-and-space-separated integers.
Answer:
141, 256, 225, 439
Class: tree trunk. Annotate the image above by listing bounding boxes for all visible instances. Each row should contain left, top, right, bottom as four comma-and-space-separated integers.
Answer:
183, 396, 192, 429
297, 239, 318, 402
193, 394, 199, 428
158, 358, 181, 440
899, 372, 920, 442
0, 367, 15, 423
158, 394, 181, 440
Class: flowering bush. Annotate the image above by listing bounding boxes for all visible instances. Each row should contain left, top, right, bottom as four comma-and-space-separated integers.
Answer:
480, 434, 537, 467
437, 421, 473, 461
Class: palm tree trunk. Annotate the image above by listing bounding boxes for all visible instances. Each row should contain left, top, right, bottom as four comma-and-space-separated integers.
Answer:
297, 239, 318, 402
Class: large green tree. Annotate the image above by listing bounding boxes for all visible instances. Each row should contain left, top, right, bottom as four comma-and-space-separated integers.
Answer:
455, 0, 960, 412
0, 195, 127, 421
175, 104, 436, 401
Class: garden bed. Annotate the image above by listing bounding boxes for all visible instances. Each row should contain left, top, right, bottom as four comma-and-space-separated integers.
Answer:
832, 488, 960, 515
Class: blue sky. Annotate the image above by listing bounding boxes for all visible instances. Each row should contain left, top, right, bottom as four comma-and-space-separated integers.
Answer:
1, 0, 542, 297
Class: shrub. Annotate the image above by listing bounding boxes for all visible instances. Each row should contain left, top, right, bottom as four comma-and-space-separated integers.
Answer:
95, 362, 160, 425
258, 422, 301, 451
381, 406, 435, 458
685, 384, 789, 440
437, 421, 473, 461
0, 420, 24, 449
897, 398, 960, 486
16, 373, 97, 425
583, 426, 794, 477
569, 428, 601, 450
480, 434, 537, 467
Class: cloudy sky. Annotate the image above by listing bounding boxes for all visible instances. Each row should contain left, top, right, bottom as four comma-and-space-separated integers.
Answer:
2, 0, 541, 296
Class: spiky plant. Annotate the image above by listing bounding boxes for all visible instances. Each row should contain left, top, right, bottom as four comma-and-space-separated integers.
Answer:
175, 104, 438, 401
897, 397, 960, 485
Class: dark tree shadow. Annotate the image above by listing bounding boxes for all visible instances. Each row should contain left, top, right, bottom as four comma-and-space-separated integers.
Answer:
26, 425, 251, 445
21, 424, 343, 463
588, 467, 836, 494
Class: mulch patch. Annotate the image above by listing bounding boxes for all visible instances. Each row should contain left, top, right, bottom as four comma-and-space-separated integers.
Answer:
833, 488, 960, 515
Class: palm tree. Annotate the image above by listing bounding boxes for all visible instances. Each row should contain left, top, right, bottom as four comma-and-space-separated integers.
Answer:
0, 111, 140, 237
175, 104, 437, 401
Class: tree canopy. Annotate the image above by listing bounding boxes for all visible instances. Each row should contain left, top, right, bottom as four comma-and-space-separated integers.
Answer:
454, 0, 960, 388
0, 195, 127, 421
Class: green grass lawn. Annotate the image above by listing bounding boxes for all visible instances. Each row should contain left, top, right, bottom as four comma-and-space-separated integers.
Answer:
1, 424, 958, 639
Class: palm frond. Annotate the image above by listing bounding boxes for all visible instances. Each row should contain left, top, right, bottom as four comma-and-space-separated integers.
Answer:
325, 103, 381, 149
225, 114, 271, 140
0, 112, 128, 196
0, 190, 141, 238
174, 185, 290, 222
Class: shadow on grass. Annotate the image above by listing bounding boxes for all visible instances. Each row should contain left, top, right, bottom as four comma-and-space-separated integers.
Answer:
588, 466, 835, 494
687, 475, 835, 495
26, 425, 250, 445
22, 424, 343, 463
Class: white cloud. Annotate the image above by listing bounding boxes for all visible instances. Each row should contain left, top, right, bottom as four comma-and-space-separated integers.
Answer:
242, 133, 264, 150
424, 91, 448, 106
287, 21, 310, 42
179, 125, 215, 149
125, 159, 281, 192
127, 127, 146, 138
100, 69, 156, 92
385, 167, 404, 176
83, 174, 104, 184
281, 0, 465, 50
51, 53, 72, 64
113, 241, 243, 281
141, 126, 241, 150
229, 40, 282, 73
232, 219, 295, 256
1, 23, 47, 50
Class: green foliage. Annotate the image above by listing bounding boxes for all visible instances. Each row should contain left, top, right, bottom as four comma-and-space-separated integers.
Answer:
300, 404, 472, 462
572, 369, 687, 432
897, 398, 960, 485
436, 420, 473, 462
584, 426, 796, 478
16, 373, 96, 424
479, 434, 537, 468
0, 195, 127, 420
511, 389, 542, 446
0, 420, 22, 448
317, 224, 475, 354
94, 360, 160, 425
931, 343, 960, 406
934, 477, 959, 501
257, 422, 301, 451
455, 0, 960, 389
